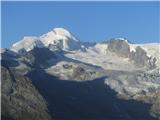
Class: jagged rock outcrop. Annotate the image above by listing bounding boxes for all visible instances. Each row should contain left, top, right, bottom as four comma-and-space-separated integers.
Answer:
1, 49, 31, 75
130, 46, 157, 68
107, 39, 157, 69
1, 66, 52, 120
108, 39, 130, 57
46, 61, 103, 81
72, 66, 100, 80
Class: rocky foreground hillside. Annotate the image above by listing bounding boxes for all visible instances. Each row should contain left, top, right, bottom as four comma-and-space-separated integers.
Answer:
1, 63, 51, 120
1, 28, 160, 120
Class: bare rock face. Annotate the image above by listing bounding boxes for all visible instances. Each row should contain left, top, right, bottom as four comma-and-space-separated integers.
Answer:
46, 61, 103, 81
130, 46, 148, 66
1, 66, 51, 120
108, 39, 130, 58
107, 40, 157, 69
72, 66, 99, 80
130, 46, 157, 68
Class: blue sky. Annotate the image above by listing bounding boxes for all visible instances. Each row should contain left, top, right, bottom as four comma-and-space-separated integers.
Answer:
1, 1, 160, 48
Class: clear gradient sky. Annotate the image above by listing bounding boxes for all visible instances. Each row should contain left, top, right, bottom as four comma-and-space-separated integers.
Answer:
2, 1, 160, 48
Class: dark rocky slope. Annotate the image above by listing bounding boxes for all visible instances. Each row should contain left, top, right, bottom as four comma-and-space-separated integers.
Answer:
1, 66, 51, 120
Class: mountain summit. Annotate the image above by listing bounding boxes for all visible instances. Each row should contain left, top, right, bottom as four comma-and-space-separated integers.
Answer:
10, 28, 81, 53
40, 27, 81, 50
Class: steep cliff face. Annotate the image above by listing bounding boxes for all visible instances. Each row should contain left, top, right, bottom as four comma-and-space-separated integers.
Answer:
107, 39, 157, 69
130, 46, 157, 68
108, 39, 130, 58
1, 66, 52, 120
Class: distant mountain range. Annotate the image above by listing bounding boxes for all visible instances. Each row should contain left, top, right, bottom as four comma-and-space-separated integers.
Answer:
1, 28, 160, 120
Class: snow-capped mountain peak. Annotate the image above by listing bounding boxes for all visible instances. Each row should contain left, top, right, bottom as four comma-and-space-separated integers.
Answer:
10, 28, 81, 53
41, 27, 78, 41
40, 27, 81, 50
53, 28, 78, 41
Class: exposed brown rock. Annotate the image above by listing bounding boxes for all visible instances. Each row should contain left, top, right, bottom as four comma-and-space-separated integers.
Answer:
1, 66, 52, 120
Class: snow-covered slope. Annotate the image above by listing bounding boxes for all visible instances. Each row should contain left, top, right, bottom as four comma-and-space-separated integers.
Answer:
10, 28, 81, 53
66, 45, 137, 71
66, 41, 160, 71
10, 36, 43, 53
10, 28, 159, 70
